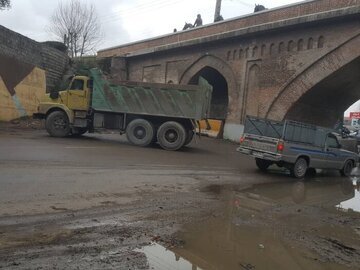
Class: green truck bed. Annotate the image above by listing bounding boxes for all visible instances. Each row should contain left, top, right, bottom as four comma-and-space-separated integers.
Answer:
90, 68, 212, 120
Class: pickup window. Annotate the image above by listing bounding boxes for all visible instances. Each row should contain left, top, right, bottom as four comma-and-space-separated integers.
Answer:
326, 135, 340, 148
70, 79, 84, 90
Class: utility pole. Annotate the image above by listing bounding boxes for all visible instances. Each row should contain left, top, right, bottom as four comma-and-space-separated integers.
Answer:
214, 0, 222, 21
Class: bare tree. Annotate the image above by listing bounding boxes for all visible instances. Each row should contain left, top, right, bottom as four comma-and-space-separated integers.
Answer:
0, 0, 11, 10
48, 0, 102, 58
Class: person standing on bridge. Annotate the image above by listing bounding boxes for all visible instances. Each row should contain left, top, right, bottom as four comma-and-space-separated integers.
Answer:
194, 14, 203, 27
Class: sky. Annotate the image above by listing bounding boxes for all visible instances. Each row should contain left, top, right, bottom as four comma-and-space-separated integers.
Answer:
1, 0, 301, 50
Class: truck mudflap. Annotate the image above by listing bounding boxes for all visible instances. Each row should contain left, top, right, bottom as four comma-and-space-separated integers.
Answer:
237, 146, 282, 162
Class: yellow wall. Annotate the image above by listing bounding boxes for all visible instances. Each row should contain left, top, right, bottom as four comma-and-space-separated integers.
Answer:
0, 67, 46, 121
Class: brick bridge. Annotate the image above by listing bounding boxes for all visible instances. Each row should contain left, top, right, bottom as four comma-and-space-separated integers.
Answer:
98, 0, 360, 140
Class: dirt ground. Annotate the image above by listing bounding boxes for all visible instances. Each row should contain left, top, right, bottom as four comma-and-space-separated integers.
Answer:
0, 120, 359, 269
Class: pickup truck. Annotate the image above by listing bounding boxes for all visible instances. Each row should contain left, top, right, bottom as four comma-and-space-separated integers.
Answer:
237, 116, 359, 178
34, 68, 212, 151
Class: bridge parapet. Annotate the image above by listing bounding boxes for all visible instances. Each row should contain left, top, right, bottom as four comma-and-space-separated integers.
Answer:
98, 0, 360, 58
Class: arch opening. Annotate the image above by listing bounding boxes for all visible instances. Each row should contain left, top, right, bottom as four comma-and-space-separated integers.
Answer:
188, 66, 229, 120
285, 56, 360, 127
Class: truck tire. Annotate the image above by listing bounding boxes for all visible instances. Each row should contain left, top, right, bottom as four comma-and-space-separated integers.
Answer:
290, 157, 308, 179
340, 160, 353, 177
184, 130, 194, 146
255, 158, 272, 171
126, 119, 154, 147
157, 121, 186, 151
45, 111, 70, 137
71, 127, 88, 137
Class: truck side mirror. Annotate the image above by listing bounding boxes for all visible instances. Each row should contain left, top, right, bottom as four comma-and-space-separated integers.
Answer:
50, 91, 59, 99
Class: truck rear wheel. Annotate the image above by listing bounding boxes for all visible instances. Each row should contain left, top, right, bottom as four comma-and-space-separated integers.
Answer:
45, 111, 70, 137
184, 130, 194, 146
255, 158, 272, 171
157, 121, 186, 151
290, 158, 308, 179
126, 119, 154, 147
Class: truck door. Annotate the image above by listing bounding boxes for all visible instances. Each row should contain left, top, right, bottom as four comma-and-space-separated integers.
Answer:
67, 78, 89, 111
325, 134, 343, 169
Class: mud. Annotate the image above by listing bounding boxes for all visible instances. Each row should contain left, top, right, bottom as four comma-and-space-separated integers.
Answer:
0, 128, 359, 269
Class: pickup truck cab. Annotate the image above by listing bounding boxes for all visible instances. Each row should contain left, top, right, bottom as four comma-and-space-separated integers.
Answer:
237, 116, 359, 178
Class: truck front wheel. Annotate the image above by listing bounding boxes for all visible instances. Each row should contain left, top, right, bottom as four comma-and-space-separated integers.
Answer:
45, 111, 70, 137
255, 158, 272, 171
126, 119, 154, 147
290, 158, 308, 179
157, 121, 186, 151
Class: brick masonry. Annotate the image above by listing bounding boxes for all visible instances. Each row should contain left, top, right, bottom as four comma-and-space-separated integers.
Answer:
98, 0, 360, 142
0, 25, 69, 92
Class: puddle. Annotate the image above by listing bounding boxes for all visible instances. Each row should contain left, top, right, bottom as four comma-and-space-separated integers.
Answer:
157, 178, 359, 270
203, 178, 359, 213
135, 242, 202, 270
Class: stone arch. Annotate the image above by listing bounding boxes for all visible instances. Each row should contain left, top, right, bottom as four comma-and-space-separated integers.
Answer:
298, 39, 304, 51
180, 54, 238, 122
265, 34, 360, 126
261, 44, 266, 56
239, 49, 243, 59
288, 40, 295, 52
307, 37, 314, 49
318, 36, 325, 48
270, 43, 275, 55
252, 46, 258, 57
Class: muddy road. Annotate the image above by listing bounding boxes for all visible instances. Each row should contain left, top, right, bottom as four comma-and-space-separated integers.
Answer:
0, 125, 359, 269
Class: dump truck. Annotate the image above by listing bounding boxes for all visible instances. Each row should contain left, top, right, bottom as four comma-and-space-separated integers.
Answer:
237, 116, 359, 178
34, 68, 212, 151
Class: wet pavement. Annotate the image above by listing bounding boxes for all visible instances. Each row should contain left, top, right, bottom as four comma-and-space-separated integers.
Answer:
0, 125, 359, 269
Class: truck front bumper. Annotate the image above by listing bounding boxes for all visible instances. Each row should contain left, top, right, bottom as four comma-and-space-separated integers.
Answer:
236, 146, 282, 162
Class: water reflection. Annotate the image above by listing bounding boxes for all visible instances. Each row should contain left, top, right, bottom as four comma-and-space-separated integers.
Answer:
135, 242, 203, 270
138, 179, 359, 270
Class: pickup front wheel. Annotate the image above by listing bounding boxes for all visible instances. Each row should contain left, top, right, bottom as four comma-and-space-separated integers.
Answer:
291, 158, 308, 179
45, 111, 70, 137
340, 160, 354, 177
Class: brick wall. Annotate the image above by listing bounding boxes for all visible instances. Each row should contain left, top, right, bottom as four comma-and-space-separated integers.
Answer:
0, 25, 69, 92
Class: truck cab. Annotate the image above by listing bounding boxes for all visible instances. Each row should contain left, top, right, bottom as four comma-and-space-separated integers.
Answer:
34, 75, 92, 136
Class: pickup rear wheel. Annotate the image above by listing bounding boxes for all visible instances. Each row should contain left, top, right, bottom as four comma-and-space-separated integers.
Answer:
340, 160, 354, 177
157, 121, 186, 151
255, 158, 272, 171
291, 158, 308, 179
45, 111, 70, 137
126, 119, 154, 147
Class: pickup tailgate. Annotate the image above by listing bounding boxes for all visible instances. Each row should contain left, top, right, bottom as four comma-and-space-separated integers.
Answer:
237, 134, 282, 161
241, 134, 279, 153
